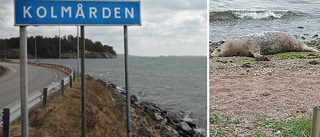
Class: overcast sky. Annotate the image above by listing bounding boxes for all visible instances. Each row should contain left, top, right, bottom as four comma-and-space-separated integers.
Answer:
0, 0, 207, 57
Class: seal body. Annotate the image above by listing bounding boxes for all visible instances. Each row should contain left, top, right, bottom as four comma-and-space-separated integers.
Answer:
211, 32, 319, 58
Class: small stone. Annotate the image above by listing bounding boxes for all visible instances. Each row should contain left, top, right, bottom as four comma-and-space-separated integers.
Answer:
154, 113, 164, 121
309, 60, 319, 65
216, 60, 228, 64
262, 92, 271, 96
256, 56, 270, 61
241, 63, 251, 68
178, 121, 192, 132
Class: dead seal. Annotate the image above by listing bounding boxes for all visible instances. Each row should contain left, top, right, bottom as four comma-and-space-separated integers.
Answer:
211, 32, 319, 58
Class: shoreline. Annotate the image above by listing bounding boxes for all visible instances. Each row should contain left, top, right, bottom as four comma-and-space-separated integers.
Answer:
1, 73, 206, 136
209, 39, 320, 58
102, 80, 207, 136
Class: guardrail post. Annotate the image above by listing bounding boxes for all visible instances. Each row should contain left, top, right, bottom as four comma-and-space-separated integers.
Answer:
43, 88, 47, 107
61, 79, 64, 96
73, 71, 76, 82
312, 106, 320, 137
70, 75, 73, 88
3, 108, 10, 137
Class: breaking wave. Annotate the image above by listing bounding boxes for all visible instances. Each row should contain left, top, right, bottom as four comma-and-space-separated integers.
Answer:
210, 10, 307, 21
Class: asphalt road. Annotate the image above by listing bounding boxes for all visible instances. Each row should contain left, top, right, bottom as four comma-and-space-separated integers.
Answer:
0, 62, 67, 108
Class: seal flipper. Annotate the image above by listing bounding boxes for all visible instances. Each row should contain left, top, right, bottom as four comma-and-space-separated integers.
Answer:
251, 52, 263, 58
301, 43, 320, 53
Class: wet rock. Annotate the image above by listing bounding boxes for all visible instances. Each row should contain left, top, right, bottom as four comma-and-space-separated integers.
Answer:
186, 121, 197, 129
168, 112, 183, 123
313, 34, 318, 38
130, 95, 138, 104
106, 81, 117, 89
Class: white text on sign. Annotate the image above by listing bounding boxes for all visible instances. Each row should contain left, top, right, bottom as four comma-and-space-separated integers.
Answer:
23, 4, 134, 19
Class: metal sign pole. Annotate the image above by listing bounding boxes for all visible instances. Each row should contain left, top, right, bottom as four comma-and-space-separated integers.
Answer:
20, 26, 29, 137
77, 26, 80, 73
35, 36, 37, 64
4, 40, 6, 60
124, 26, 131, 137
59, 26, 61, 64
80, 25, 86, 137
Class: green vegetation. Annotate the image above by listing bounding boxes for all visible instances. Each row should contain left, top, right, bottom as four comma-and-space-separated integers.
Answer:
238, 57, 256, 63
210, 113, 312, 137
210, 113, 244, 137
0, 35, 116, 59
266, 52, 320, 61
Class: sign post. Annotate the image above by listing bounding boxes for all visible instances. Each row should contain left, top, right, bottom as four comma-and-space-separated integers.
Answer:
124, 25, 131, 136
14, 0, 141, 136
80, 25, 86, 137
19, 26, 28, 137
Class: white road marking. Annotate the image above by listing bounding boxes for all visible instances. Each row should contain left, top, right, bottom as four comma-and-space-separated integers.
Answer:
53, 71, 58, 81
7, 66, 16, 73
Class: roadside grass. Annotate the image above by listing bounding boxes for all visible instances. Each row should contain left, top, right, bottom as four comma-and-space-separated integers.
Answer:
210, 113, 312, 137
1, 74, 128, 137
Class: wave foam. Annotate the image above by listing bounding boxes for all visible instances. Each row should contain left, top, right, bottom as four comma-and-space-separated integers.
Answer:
210, 10, 306, 21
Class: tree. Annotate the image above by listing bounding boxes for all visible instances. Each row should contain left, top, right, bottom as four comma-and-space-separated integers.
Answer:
0, 35, 117, 59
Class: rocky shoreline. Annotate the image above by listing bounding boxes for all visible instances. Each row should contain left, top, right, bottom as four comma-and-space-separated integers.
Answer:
104, 81, 206, 137
3, 74, 205, 137
209, 39, 320, 58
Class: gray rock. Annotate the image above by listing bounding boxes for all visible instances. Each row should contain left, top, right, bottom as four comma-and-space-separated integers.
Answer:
194, 128, 207, 137
154, 113, 164, 121
130, 95, 138, 104
178, 121, 192, 132
186, 121, 197, 129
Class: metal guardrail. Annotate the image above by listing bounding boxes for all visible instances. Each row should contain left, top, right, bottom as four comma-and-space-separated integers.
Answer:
0, 63, 74, 127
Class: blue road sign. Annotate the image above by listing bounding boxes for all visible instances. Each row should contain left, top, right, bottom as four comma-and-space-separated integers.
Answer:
14, 0, 141, 26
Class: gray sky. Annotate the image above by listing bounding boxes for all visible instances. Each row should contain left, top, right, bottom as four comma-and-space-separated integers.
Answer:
0, 0, 207, 56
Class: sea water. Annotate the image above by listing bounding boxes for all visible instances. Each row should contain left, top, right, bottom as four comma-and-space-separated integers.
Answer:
210, 0, 320, 42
